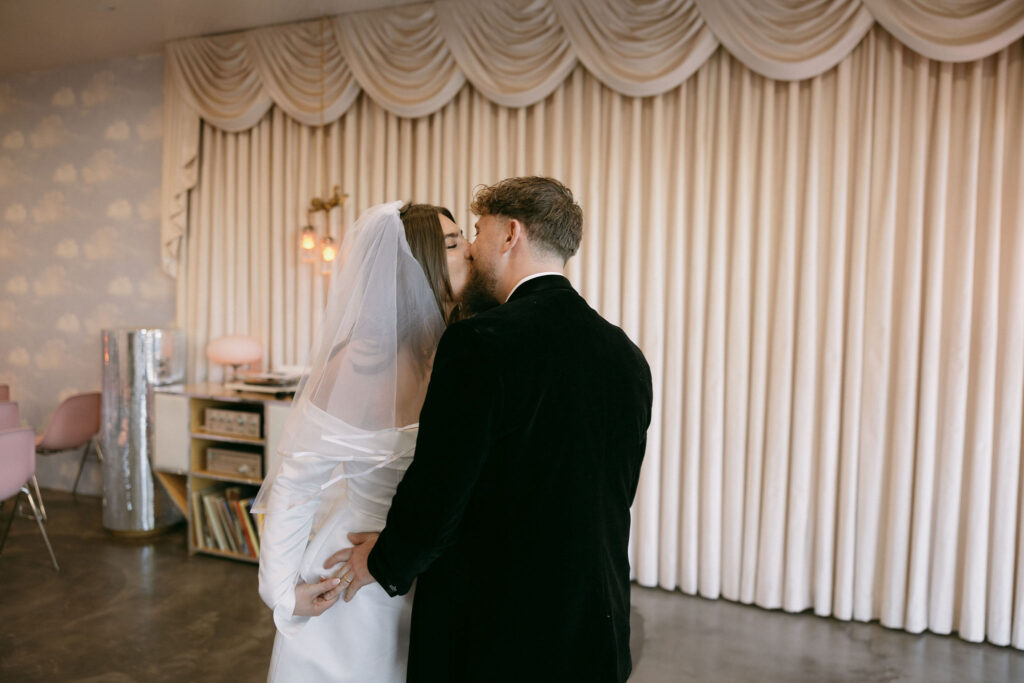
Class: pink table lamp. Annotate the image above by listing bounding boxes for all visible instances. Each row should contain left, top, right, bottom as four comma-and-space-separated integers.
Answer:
206, 335, 263, 383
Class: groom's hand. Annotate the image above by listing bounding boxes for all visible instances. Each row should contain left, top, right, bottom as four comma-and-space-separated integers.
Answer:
323, 532, 379, 602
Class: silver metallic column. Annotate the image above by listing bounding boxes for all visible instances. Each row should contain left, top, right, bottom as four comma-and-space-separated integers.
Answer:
101, 328, 185, 534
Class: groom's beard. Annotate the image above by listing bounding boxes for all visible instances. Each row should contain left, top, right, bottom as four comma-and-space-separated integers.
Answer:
460, 262, 501, 317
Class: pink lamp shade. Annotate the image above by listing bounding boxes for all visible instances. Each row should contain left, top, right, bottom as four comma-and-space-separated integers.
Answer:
206, 335, 263, 381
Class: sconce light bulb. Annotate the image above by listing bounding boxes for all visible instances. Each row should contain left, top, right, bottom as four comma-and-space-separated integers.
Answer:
321, 236, 338, 262
300, 225, 317, 251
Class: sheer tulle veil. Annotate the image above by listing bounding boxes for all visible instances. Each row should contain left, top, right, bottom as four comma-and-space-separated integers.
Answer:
252, 201, 446, 514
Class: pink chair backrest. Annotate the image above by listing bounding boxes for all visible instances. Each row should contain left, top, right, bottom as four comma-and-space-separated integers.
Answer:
0, 427, 35, 500
0, 384, 8, 401
37, 392, 101, 451
0, 401, 17, 429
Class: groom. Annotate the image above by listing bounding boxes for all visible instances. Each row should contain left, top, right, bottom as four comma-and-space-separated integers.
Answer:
326, 177, 653, 682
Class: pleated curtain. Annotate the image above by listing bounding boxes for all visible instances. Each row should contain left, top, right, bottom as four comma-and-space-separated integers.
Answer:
170, 1, 1024, 650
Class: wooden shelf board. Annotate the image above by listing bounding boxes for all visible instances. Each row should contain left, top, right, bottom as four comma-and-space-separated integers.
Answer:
159, 382, 292, 405
191, 430, 264, 446
190, 469, 263, 486
192, 546, 258, 564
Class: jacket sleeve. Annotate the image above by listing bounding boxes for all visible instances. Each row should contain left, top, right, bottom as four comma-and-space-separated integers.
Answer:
368, 323, 497, 596
258, 499, 316, 637
257, 455, 338, 637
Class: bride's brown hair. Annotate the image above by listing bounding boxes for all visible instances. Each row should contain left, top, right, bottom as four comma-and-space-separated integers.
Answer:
399, 203, 461, 325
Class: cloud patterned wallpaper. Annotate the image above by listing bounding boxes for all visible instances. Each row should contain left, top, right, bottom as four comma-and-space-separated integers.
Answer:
0, 54, 174, 495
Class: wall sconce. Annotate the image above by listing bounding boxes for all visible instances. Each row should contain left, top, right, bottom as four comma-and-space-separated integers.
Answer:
320, 236, 337, 274
300, 185, 348, 275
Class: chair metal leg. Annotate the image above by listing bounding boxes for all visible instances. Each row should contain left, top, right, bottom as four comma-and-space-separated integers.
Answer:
72, 444, 90, 499
30, 475, 46, 522
72, 436, 103, 499
22, 485, 59, 571
0, 490, 20, 555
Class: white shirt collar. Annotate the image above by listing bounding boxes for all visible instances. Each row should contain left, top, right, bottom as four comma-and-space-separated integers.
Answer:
505, 272, 565, 302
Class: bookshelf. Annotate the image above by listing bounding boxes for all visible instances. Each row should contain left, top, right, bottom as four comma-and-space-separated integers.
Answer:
153, 383, 292, 563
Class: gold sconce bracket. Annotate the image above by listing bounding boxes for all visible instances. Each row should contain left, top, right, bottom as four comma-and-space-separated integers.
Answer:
308, 186, 348, 215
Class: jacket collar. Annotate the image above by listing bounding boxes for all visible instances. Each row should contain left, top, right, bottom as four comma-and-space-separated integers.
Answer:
505, 274, 573, 303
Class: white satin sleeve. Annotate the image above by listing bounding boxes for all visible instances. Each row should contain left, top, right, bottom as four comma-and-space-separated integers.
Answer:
257, 456, 339, 638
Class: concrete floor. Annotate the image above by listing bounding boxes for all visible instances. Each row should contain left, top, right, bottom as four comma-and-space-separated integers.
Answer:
1, 492, 1022, 682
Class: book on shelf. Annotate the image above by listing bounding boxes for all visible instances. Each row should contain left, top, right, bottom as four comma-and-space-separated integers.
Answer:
240, 497, 260, 554
219, 498, 241, 554
235, 498, 259, 558
201, 491, 230, 552
190, 489, 210, 549
224, 486, 253, 557
218, 496, 238, 553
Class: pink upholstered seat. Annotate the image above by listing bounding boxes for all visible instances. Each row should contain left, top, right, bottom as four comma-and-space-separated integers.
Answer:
33, 391, 104, 514
0, 427, 59, 571
0, 401, 17, 430
36, 392, 101, 451
0, 428, 34, 499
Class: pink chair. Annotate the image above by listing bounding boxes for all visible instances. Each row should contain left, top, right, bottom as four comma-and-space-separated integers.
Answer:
0, 427, 59, 571
0, 401, 17, 429
0, 384, 9, 401
34, 392, 103, 517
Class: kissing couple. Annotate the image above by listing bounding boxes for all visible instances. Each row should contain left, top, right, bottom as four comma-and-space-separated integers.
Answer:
253, 176, 653, 683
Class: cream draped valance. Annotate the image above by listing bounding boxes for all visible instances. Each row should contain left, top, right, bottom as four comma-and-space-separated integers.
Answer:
160, 0, 1024, 274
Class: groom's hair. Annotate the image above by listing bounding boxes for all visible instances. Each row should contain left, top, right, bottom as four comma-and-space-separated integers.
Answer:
470, 177, 582, 262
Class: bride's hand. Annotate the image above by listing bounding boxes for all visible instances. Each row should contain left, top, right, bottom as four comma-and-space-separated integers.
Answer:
292, 576, 342, 617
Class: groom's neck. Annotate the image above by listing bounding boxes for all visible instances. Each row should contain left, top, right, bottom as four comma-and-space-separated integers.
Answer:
496, 257, 566, 303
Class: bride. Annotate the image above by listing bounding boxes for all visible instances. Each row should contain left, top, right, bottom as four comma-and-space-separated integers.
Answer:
253, 201, 468, 682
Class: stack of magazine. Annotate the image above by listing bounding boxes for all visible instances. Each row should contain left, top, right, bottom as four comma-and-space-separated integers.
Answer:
191, 484, 263, 558
224, 371, 302, 395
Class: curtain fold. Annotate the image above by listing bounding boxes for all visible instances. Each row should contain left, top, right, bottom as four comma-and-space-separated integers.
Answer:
166, 35, 271, 132
864, 0, 1024, 63
692, 0, 874, 81
160, 60, 200, 283
436, 0, 576, 107
333, 5, 465, 119
550, 0, 717, 97
181, 28, 1024, 649
246, 21, 361, 127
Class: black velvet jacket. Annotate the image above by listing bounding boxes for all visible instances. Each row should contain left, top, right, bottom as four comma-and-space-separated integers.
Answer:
368, 275, 653, 683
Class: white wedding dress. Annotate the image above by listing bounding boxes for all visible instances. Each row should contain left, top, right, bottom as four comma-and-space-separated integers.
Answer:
259, 420, 417, 683
252, 202, 445, 682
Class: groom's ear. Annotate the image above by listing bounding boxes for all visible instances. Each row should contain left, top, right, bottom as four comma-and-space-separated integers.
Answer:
501, 218, 522, 254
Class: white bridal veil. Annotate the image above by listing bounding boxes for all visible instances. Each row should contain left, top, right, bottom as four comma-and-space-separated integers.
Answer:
252, 201, 446, 514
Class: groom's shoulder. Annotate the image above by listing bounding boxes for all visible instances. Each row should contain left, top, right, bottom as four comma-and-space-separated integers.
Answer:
438, 302, 532, 355
446, 305, 513, 340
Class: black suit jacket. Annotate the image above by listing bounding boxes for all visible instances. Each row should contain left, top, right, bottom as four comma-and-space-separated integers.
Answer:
368, 275, 653, 683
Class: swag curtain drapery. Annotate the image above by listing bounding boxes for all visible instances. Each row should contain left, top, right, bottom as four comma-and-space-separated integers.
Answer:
169, 0, 1024, 651
160, 0, 1024, 274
